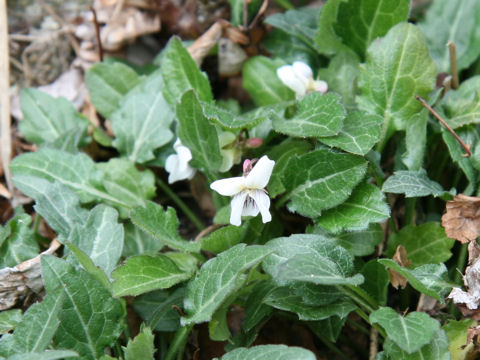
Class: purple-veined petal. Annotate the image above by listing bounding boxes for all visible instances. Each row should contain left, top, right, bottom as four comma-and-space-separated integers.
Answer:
245, 155, 275, 189
276, 65, 306, 97
250, 189, 271, 223
210, 177, 245, 196
242, 193, 260, 217
230, 191, 248, 226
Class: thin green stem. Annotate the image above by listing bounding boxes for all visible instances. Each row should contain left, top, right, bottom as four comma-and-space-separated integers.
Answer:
156, 178, 204, 231
315, 333, 350, 360
355, 308, 386, 339
33, 214, 42, 235
164, 324, 194, 360
345, 285, 379, 312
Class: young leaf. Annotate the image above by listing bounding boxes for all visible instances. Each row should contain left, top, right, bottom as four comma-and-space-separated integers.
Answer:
370, 307, 440, 354
161, 37, 213, 105
19, 88, 88, 146
272, 93, 345, 138
11, 177, 88, 241
123, 222, 163, 258
265, 287, 356, 321
124, 326, 155, 360
110, 72, 174, 163
314, 0, 350, 56
112, 254, 193, 297
0, 309, 22, 334
319, 111, 382, 155
68, 205, 124, 277
378, 260, 453, 302
360, 260, 389, 305
200, 101, 265, 130
10, 148, 129, 208
382, 329, 450, 360
315, 182, 390, 234
177, 90, 223, 172
419, 0, 480, 72
282, 148, 367, 217
357, 23, 437, 147
133, 287, 185, 332
386, 223, 455, 267
242, 56, 295, 106
85, 62, 140, 118
382, 169, 446, 198
200, 225, 248, 254
333, 0, 410, 59
215, 344, 316, 360
130, 201, 201, 253
181, 244, 271, 325
41, 256, 125, 359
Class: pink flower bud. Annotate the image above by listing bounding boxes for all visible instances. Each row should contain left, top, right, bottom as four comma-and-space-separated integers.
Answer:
246, 137, 263, 148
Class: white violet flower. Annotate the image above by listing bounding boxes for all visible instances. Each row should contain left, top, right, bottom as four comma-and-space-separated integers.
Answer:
210, 155, 275, 226
276, 61, 328, 98
165, 139, 196, 184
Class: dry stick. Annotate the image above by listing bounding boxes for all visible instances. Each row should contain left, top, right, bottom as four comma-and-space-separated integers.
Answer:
0, 0, 13, 194
415, 95, 471, 157
369, 328, 378, 360
448, 41, 459, 90
90, 5, 104, 62
243, 0, 249, 29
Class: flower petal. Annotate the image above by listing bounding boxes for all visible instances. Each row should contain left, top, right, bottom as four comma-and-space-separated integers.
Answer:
242, 194, 260, 217
314, 80, 328, 94
245, 155, 275, 189
176, 144, 193, 162
219, 149, 235, 172
250, 190, 271, 223
276, 65, 306, 97
210, 177, 245, 196
292, 61, 313, 85
230, 192, 248, 226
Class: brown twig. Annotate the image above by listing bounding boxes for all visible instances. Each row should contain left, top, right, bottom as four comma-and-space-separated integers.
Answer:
172, 305, 186, 317
447, 41, 459, 89
243, 0, 249, 29
90, 4, 104, 62
415, 95, 471, 157
369, 327, 378, 360
194, 223, 224, 242
248, 0, 269, 30
0, 0, 13, 194
442, 75, 452, 97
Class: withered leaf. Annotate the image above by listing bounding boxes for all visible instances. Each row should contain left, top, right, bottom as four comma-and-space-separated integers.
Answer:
442, 194, 480, 243
389, 245, 410, 289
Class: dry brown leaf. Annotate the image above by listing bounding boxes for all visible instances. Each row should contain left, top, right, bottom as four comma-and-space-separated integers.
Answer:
442, 194, 480, 243
187, 21, 223, 66
0, 239, 61, 310
389, 245, 410, 289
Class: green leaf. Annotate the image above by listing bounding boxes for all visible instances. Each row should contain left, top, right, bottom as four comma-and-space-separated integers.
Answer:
360, 260, 389, 305
315, 182, 390, 234
333, 0, 410, 59
357, 23, 437, 147
314, 0, 350, 56
161, 37, 213, 106
10, 149, 129, 208
382, 169, 446, 198
111, 72, 174, 163
273, 93, 345, 138
200, 101, 265, 130
7, 350, 79, 360
19, 88, 88, 146
282, 148, 367, 217
267, 139, 311, 198
370, 307, 440, 354
85, 62, 140, 118
0, 213, 38, 268
177, 90, 223, 172
130, 201, 200, 253
386, 223, 455, 267
419, 0, 480, 72
290, 282, 343, 306
181, 244, 271, 325
11, 177, 88, 241
443, 319, 476, 360
200, 225, 248, 254
441, 76, 480, 128
319, 111, 382, 155
264, 8, 320, 50
216, 344, 316, 360
317, 51, 359, 107
112, 254, 193, 297
308, 317, 346, 342
403, 111, 428, 170
123, 222, 163, 258
0, 310, 22, 334
133, 287, 185, 332
9, 289, 64, 353
243, 281, 275, 332
332, 223, 383, 256
97, 158, 156, 210
124, 326, 155, 360
209, 301, 232, 341
229, 0, 262, 26
378, 260, 453, 302
68, 205, 124, 277
265, 287, 356, 321
383, 329, 450, 360
242, 56, 295, 106
41, 256, 124, 359
263, 234, 362, 286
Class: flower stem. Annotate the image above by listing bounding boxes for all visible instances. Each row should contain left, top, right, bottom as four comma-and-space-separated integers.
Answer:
164, 324, 194, 360
156, 178, 204, 231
